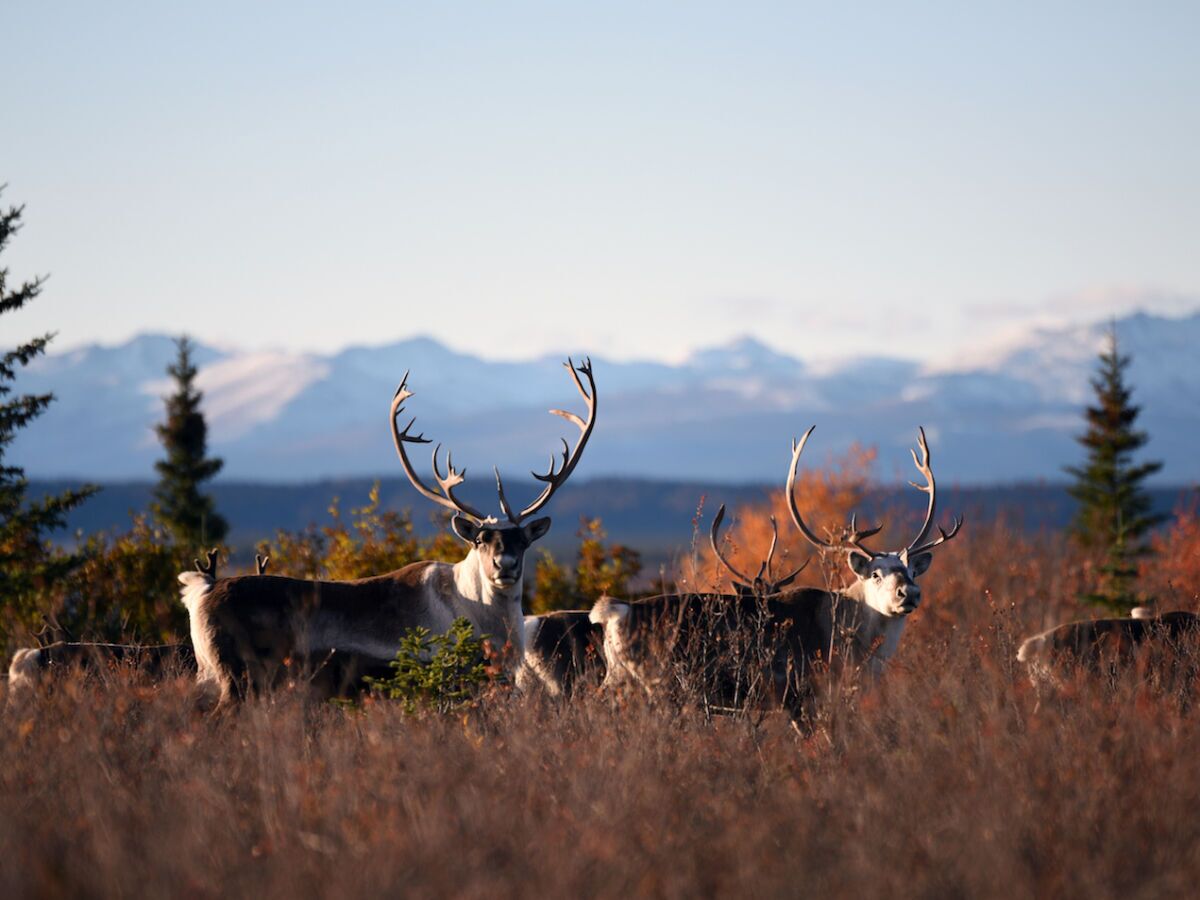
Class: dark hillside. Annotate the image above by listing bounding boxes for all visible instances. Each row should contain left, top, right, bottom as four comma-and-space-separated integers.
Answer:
31, 477, 1195, 559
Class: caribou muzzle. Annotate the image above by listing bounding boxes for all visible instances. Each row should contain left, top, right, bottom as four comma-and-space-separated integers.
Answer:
492, 556, 521, 587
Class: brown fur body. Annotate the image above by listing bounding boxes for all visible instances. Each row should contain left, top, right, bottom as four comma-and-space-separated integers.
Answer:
5, 640, 399, 701
589, 587, 906, 715
1018, 611, 1200, 670
183, 559, 527, 701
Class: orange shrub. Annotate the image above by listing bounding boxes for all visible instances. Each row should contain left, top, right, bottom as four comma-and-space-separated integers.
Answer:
1142, 503, 1200, 610
681, 442, 877, 593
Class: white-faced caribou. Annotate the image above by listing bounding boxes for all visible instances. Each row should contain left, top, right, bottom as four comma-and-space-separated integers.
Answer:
177, 359, 597, 702
589, 426, 962, 714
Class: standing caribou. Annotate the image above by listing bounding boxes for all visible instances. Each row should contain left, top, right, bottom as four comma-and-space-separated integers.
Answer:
177, 359, 597, 702
589, 426, 962, 712
517, 503, 811, 698
520, 504, 811, 700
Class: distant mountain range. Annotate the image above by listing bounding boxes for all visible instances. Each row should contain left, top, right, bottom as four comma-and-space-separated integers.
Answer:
12, 310, 1200, 485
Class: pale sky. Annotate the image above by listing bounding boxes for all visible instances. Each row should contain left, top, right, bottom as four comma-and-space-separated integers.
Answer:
2, 1, 1198, 363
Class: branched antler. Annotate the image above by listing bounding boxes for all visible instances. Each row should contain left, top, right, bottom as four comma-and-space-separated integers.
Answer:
390, 372, 488, 522
392, 361, 598, 526
787, 427, 883, 556
255, 553, 270, 575
909, 516, 964, 556
904, 427, 962, 556
710, 503, 809, 596
842, 513, 884, 558
497, 357, 598, 524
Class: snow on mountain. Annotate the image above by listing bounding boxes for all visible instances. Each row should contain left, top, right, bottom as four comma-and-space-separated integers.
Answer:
177, 351, 331, 440
938, 310, 1200, 407
10, 312, 1200, 483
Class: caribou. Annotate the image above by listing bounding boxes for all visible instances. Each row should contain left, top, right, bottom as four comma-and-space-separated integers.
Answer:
7, 550, 289, 703
5, 638, 405, 703
589, 426, 962, 714
1017, 606, 1200, 682
177, 359, 597, 702
7, 642, 197, 701
517, 503, 811, 698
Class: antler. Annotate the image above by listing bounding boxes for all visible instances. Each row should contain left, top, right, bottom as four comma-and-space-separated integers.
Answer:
842, 513, 884, 558
496, 357, 598, 524
710, 503, 810, 596
390, 372, 489, 523
909, 517, 963, 556
392, 361, 596, 526
255, 553, 270, 575
904, 427, 962, 556
761, 514, 809, 592
709, 504, 756, 587
194, 548, 219, 579
787, 427, 882, 556
905, 427, 937, 551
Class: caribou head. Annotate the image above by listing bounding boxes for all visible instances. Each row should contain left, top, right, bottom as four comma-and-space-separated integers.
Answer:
390, 357, 597, 603
787, 426, 961, 618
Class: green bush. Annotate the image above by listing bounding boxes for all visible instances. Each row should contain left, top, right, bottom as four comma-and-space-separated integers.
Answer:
366, 617, 490, 714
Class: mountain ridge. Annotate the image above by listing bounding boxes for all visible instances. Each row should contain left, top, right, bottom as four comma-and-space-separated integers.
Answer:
14, 310, 1200, 483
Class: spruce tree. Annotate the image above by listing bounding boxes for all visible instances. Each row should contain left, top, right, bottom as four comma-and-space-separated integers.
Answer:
1065, 324, 1164, 613
0, 189, 97, 630
153, 336, 228, 548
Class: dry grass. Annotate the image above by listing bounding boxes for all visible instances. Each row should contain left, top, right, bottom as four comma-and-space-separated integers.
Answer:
5, 516, 1200, 899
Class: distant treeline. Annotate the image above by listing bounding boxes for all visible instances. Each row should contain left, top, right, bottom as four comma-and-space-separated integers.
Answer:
30, 477, 1197, 557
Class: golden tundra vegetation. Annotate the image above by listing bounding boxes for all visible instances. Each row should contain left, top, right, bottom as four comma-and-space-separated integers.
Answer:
4, 454, 1200, 898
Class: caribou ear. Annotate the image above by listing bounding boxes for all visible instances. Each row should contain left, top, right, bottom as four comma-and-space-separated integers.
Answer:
908, 552, 934, 578
848, 550, 874, 579
452, 515, 480, 544
523, 516, 552, 544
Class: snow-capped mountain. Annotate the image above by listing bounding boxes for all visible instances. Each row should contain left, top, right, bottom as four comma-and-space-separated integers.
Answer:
11, 311, 1200, 483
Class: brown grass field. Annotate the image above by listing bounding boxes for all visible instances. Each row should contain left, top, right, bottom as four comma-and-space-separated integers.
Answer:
3, 515, 1200, 899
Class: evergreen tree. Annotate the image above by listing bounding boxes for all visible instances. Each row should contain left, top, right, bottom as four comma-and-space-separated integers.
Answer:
0, 189, 97, 634
153, 336, 228, 548
1065, 324, 1164, 613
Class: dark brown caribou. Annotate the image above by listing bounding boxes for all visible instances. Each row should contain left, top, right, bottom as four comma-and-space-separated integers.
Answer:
517, 499, 812, 698
1017, 606, 1200, 680
589, 426, 962, 713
